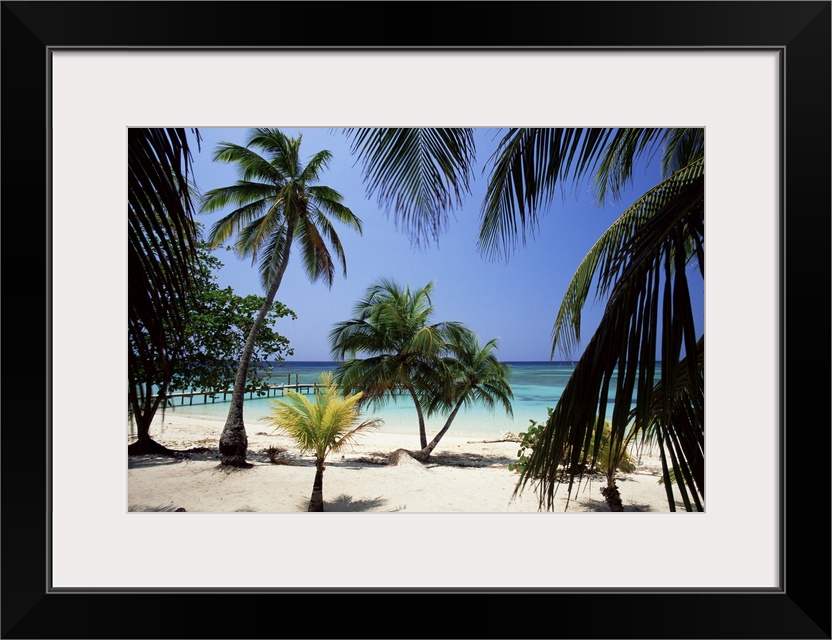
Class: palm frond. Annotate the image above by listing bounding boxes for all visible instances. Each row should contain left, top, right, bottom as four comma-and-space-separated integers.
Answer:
211, 142, 284, 184
344, 127, 476, 245
128, 127, 199, 367
298, 149, 334, 184
332, 356, 406, 404
200, 182, 278, 214
307, 186, 363, 232
517, 165, 704, 511
205, 197, 275, 248
293, 213, 335, 286
636, 337, 705, 510
478, 128, 615, 260
660, 128, 705, 177
256, 221, 289, 291
552, 158, 705, 358
592, 128, 667, 204
330, 417, 384, 452
310, 209, 348, 278
231, 200, 284, 263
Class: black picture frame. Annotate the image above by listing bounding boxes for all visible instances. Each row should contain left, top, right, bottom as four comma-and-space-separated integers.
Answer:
2, 2, 829, 638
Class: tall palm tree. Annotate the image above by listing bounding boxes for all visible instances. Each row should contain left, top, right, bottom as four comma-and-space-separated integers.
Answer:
268, 373, 381, 512
344, 127, 704, 510
415, 333, 514, 461
128, 127, 200, 455
329, 278, 468, 450
201, 129, 362, 466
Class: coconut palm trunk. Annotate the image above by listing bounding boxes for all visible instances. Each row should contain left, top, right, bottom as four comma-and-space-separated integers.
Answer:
417, 399, 464, 460
405, 382, 429, 450
308, 459, 325, 512
600, 477, 624, 512
219, 224, 295, 466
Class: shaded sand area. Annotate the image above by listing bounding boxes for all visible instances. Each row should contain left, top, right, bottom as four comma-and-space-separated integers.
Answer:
128, 413, 681, 513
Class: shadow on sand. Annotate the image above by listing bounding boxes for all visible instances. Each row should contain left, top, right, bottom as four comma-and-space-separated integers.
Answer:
127, 447, 283, 470
425, 451, 516, 468
128, 504, 188, 512
324, 494, 400, 512
127, 455, 184, 470
576, 497, 660, 512
352, 449, 515, 469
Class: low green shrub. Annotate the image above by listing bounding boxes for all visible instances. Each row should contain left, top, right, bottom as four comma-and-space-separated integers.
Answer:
509, 408, 636, 476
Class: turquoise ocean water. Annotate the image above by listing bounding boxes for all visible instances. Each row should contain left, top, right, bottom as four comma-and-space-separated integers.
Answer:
162, 361, 642, 440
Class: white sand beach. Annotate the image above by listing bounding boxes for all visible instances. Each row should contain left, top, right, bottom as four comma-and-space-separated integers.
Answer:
128, 413, 680, 513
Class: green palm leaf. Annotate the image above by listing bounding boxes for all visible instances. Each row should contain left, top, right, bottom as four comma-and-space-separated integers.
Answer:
636, 337, 705, 510
660, 128, 705, 177
592, 128, 669, 204
478, 128, 616, 259
344, 127, 476, 244
552, 158, 705, 358
211, 142, 283, 184
128, 127, 199, 416
200, 181, 278, 213
128, 128, 199, 338
517, 162, 704, 511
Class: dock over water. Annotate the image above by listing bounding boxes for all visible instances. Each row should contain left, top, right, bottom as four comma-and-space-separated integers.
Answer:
158, 381, 323, 406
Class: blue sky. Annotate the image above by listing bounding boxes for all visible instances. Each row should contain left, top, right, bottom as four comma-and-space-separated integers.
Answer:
187, 127, 704, 362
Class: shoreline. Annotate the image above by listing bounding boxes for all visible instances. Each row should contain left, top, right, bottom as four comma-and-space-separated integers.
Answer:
140, 399, 540, 440
128, 413, 679, 513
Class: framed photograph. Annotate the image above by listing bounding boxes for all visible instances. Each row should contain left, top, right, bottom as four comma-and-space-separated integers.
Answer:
3, 1, 829, 638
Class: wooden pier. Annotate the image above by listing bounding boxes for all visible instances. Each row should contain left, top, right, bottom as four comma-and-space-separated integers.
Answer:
157, 377, 324, 406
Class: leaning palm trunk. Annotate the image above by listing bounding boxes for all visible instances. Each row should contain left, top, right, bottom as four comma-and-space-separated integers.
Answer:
308, 459, 325, 512
416, 399, 464, 460
388, 383, 432, 463
405, 383, 429, 450
219, 225, 295, 466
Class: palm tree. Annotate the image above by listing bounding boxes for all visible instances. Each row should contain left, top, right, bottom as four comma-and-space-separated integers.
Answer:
414, 333, 514, 461
201, 129, 362, 466
329, 278, 468, 450
513, 131, 704, 512
577, 419, 638, 512
344, 127, 704, 510
267, 373, 381, 511
128, 127, 200, 455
